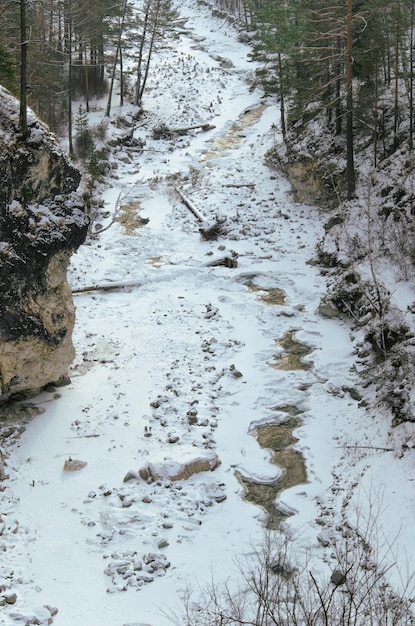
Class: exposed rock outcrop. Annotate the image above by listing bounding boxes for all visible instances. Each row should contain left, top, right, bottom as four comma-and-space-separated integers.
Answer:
0, 86, 89, 401
139, 453, 221, 482
266, 136, 347, 208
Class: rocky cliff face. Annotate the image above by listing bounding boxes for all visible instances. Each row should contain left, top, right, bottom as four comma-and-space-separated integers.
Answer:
0, 86, 89, 401
266, 135, 347, 209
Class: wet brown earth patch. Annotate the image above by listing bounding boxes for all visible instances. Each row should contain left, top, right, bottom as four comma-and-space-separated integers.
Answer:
116, 199, 149, 234
247, 282, 287, 306
145, 256, 165, 268
270, 329, 314, 371
201, 104, 268, 162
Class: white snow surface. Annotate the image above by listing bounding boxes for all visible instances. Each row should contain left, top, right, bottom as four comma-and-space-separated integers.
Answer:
2, 1, 415, 625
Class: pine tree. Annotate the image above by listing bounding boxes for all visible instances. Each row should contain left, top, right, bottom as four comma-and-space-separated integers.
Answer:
74, 103, 94, 159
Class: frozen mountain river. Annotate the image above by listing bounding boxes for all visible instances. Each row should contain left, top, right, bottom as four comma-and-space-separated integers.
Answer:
2, 1, 415, 625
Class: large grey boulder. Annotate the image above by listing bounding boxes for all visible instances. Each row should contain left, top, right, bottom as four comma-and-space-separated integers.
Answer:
0, 86, 89, 400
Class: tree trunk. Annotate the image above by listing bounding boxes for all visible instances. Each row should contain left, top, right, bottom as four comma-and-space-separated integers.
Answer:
277, 53, 286, 141
68, 20, 73, 154
345, 0, 355, 199
106, 0, 128, 117
138, 0, 160, 104
409, 0, 414, 150
393, 0, 401, 149
373, 59, 379, 167
120, 46, 124, 107
135, 5, 149, 106
84, 47, 89, 112
19, 0, 28, 137
335, 37, 342, 136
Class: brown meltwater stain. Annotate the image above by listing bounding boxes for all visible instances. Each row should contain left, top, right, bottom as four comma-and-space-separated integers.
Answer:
200, 104, 269, 162
145, 256, 165, 268
248, 282, 287, 306
236, 409, 307, 529
270, 329, 313, 371
116, 199, 149, 234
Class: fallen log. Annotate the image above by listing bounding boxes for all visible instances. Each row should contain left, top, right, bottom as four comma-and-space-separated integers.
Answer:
72, 279, 143, 294
172, 123, 216, 135
224, 183, 256, 189
174, 186, 207, 222
153, 122, 215, 139
337, 445, 394, 452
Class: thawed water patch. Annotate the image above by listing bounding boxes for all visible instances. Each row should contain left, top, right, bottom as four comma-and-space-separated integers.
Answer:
145, 256, 166, 268
236, 409, 306, 529
116, 199, 149, 235
247, 282, 287, 306
270, 329, 314, 371
200, 103, 268, 161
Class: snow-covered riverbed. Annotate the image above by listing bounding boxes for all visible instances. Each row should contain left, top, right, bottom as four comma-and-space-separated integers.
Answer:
2, 1, 415, 625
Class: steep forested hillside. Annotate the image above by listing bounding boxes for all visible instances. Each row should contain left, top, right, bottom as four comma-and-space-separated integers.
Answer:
0, 0, 184, 148
202, 0, 415, 428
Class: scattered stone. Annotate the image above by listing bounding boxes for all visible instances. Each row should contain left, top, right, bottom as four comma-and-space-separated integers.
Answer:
331, 570, 346, 586
229, 364, 243, 378
123, 470, 140, 483
342, 386, 362, 401
63, 458, 87, 472
157, 539, 169, 549
139, 453, 221, 482
28, 605, 55, 624
318, 301, 340, 319
44, 606, 58, 617
52, 376, 71, 388
162, 521, 173, 529
168, 434, 180, 444
0, 451, 7, 481
43, 384, 56, 393
324, 215, 344, 232
214, 494, 227, 503
187, 408, 198, 424
269, 560, 294, 579
5, 592, 17, 604
207, 251, 238, 268
105, 551, 169, 589
317, 529, 335, 547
